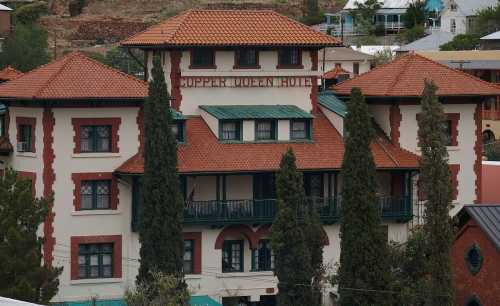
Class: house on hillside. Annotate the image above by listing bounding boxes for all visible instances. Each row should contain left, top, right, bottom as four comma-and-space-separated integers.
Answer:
452, 205, 500, 306
441, 0, 499, 34
321, 47, 373, 76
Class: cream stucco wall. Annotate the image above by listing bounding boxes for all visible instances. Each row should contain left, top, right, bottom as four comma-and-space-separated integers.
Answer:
369, 104, 391, 137
277, 120, 290, 141
320, 106, 344, 136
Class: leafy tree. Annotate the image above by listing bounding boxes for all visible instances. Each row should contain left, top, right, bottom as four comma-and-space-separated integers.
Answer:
103, 47, 144, 77
403, 0, 427, 28
0, 168, 62, 303
13, 1, 48, 25
440, 34, 480, 51
137, 55, 187, 304
0, 23, 51, 72
350, 0, 381, 36
417, 80, 454, 305
473, 3, 500, 36
337, 88, 391, 306
399, 25, 426, 44
126, 271, 190, 306
271, 149, 313, 306
372, 48, 394, 67
301, 0, 324, 25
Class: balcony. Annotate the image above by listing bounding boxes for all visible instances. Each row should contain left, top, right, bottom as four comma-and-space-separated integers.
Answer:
183, 196, 414, 226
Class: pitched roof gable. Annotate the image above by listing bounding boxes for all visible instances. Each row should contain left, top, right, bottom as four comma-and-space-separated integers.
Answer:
332, 53, 500, 97
0, 52, 147, 100
121, 9, 341, 47
461, 205, 500, 250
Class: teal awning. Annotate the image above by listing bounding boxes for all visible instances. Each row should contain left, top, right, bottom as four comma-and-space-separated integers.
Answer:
199, 105, 313, 120
318, 91, 347, 118
190, 295, 222, 306
0, 103, 6, 114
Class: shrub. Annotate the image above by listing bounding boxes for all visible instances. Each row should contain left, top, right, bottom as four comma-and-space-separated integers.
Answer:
13, 1, 48, 24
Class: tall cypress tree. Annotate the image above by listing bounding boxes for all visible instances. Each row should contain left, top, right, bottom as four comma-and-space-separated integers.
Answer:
271, 149, 313, 306
338, 88, 391, 306
418, 80, 454, 305
304, 205, 324, 306
137, 55, 186, 302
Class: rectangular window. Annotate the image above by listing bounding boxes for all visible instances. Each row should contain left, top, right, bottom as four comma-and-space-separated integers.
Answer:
290, 120, 310, 140
450, 19, 456, 33
254, 173, 276, 199
220, 121, 241, 141
304, 173, 324, 198
443, 120, 452, 146
170, 121, 185, 143
255, 120, 276, 141
235, 49, 259, 68
191, 49, 215, 68
78, 243, 113, 279
278, 48, 302, 68
19, 124, 33, 152
353, 62, 360, 75
80, 125, 112, 153
222, 240, 243, 272
257, 239, 274, 271
183, 240, 194, 274
80, 180, 111, 210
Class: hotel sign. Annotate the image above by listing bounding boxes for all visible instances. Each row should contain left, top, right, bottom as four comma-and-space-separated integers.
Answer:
180, 76, 313, 88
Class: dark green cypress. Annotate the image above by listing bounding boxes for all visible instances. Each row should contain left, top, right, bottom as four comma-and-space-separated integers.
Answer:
137, 55, 186, 302
418, 80, 454, 305
304, 204, 324, 306
338, 88, 391, 306
271, 149, 313, 306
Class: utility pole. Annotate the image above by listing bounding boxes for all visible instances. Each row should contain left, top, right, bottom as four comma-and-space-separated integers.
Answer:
53, 30, 57, 60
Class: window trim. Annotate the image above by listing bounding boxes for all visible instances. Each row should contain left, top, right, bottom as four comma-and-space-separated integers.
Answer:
16, 117, 36, 153
290, 119, 312, 140
234, 49, 260, 69
464, 243, 483, 276
183, 232, 202, 274
255, 120, 277, 141
222, 239, 244, 273
77, 243, 114, 279
72, 118, 121, 154
70, 235, 122, 280
80, 180, 112, 210
219, 120, 243, 142
72, 173, 118, 211
189, 49, 217, 69
277, 48, 303, 69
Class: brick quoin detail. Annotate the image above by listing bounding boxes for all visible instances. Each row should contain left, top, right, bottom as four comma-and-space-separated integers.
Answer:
184, 232, 202, 274
71, 172, 119, 210
389, 104, 401, 146
474, 104, 482, 203
71, 118, 121, 153
70, 235, 122, 280
137, 107, 144, 154
18, 171, 36, 198
42, 108, 56, 267
170, 51, 183, 111
16, 117, 36, 152
310, 76, 319, 113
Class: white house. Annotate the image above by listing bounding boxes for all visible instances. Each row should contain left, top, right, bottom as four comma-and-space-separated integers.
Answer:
440, 0, 499, 34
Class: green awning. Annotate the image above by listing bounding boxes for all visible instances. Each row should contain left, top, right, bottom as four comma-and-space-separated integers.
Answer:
318, 91, 347, 118
199, 105, 313, 120
190, 295, 222, 306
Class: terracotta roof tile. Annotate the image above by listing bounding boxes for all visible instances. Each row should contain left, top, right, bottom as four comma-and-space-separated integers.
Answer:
323, 66, 350, 80
121, 10, 341, 47
332, 53, 500, 97
0, 66, 23, 81
0, 52, 148, 100
116, 112, 419, 174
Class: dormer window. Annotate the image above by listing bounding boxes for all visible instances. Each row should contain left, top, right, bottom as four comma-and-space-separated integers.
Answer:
278, 48, 302, 68
255, 120, 277, 141
235, 49, 259, 68
220, 120, 242, 141
290, 119, 311, 140
170, 121, 186, 143
190, 49, 216, 69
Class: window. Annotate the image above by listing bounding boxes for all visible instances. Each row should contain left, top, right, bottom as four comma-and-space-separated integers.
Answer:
170, 121, 185, 143
184, 240, 194, 274
256, 239, 273, 271
254, 173, 276, 199
80, 125, 111, 153
222, 240, 243, 272
235, 49, 259, 68
353, 62, 360, 75
451, 19, 456, 33
255, 120, 276, 141
304, 173, 323, 198
80, 180, 111, 210
220, 121, 241, 141
450, 2, 457, 11
290, 119, 310, 140
0, 115, 4, 137
78, 243, 113, 279
278, 48, 302, 68
190, 49, 215, 68
18, 124, 33, 152
442, 120, 452, 146
465, 244, 483, 275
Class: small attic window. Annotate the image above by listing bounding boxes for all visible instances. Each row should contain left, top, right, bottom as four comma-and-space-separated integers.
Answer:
465, 244, 483, 275
465, 295, 482, 306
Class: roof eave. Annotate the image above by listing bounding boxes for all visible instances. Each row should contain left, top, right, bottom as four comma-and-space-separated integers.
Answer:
122, 42, 343, 49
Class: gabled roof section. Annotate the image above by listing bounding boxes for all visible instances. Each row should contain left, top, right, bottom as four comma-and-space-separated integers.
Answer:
318, 91, 347, 117
199, 105, 313, 120
332, 53, 500, 97
0, 66, 23, 81
481, 30, 500, 40
461, 205, 500, 250
323, 66, 350, 80
121, 9, 341, 47
397, 31, 455, 52
0, 52, 148, 101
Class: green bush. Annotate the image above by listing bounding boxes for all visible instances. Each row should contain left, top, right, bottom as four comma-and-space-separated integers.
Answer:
399, 25, 425, 44
13, 1, 48, 25
440, 34, 480, 51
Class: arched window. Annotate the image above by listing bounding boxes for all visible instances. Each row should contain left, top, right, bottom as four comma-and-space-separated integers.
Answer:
465, 295, 482, 306
465, 244, 483, 275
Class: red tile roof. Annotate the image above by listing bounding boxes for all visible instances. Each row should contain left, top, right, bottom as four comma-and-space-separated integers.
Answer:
116, 112, 419, 174
323, 66, 350, 80
0, 52, 147, 100
0, 66, 23, 81
121, 10, 341, 47
333, 53, 500, 97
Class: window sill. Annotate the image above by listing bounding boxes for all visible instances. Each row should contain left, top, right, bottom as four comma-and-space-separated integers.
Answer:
70, 278, 122, 285
16, 152, 37, 158
233, 65, 261, 70
72, 210, 121, 216
416, 146, 460, 152
72, 153, 121, 158
189, 65, 217, 70
216, 271, 274, 278
276, 65, 304, 69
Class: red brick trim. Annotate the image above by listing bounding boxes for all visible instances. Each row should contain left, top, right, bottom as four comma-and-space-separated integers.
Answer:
277, 49, 304, 69
137, 107, 144, 154
71, 118, 121, 153
183, 232, 202, 274
474, 104, 482, 203
450, 164, 460, 201
18, 171, 36, 197
215, 225, 258, 249
70, 235, 122, 280
16, 117, 36, 152
233, 49, 261, 69
189, 49, 217, 69
42, 108, 56, 267
170, 51, 183, 111
71, 172, 118, 210
310, 49, 318, 71
389, 105, 401, 146
310, 76, 318, 113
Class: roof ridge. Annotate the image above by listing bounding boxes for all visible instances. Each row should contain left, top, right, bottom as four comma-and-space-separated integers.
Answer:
384, 53, 413, 96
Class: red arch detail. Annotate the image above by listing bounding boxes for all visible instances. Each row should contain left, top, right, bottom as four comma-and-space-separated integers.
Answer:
214, 225, 259, 249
